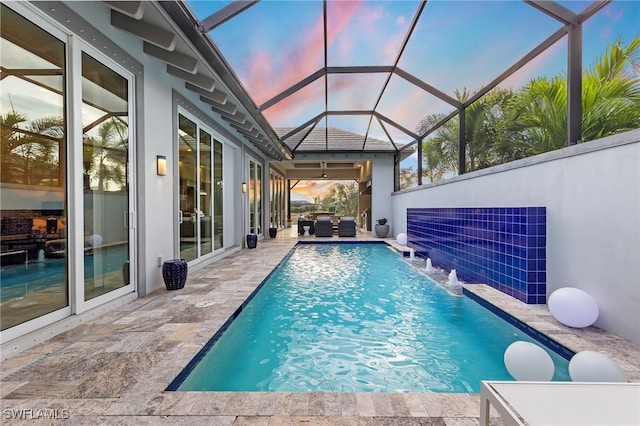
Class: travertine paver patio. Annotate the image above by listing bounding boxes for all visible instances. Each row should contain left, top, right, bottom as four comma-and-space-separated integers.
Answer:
2, 229, 639, 425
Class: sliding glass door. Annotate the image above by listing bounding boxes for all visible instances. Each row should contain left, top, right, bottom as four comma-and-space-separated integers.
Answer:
178, 113, 223, 262
81, 52, 131, 301
247, 158, 262, 235
1, 4, 136, 337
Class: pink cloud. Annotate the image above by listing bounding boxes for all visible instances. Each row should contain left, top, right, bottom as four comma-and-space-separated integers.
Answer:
246, 7, 328, 106
327, 0, 363, 45
259, 1, 365, 124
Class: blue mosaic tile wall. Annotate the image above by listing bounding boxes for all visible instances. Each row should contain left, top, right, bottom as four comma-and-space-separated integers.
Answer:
407, 207, 546, 304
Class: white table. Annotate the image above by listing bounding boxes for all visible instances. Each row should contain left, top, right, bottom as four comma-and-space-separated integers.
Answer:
480, 381, 640, 426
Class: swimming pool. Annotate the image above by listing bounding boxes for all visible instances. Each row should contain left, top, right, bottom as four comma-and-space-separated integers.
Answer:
0, 244, 128, 302
171, 242, 571, 393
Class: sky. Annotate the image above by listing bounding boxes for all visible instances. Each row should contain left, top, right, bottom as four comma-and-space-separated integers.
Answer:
186, 0, 640, 145
290, 179, 356, 203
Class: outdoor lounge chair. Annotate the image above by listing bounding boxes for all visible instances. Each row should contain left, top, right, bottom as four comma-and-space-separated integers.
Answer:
338, 216, 357, 237
314, 216, 333, 237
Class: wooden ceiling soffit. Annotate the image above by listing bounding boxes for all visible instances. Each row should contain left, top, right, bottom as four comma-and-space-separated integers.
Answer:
110, 10, 175, 50
167, 65, 215, 91
143, 42, 197, 74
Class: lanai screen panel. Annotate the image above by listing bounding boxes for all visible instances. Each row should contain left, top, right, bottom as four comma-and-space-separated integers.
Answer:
186, 0, 640, 153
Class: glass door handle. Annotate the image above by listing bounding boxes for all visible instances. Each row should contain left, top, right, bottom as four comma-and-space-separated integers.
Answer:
179, 210, 183, 224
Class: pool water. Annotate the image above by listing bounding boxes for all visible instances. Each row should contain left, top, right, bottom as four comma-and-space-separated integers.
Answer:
0, 245, 128, 302
175, 243, 570, 392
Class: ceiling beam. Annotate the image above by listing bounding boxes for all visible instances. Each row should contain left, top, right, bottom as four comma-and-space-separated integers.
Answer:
260, 68, 325, 111
366, 0, 426, 149
577, 1, 612, 23
110, 10, 175, 50
288, 123, 319, 152
377, 117, 399, 151
199, 1, 259, 32
373, 112, 420, 141
394, 68, 462, 108
463, 26, 568, 108
326, 65, 394, 74
327, 110, 374, 116
143, 42, 197, 73
281, 113, 325, 141
525, 0, 578, 25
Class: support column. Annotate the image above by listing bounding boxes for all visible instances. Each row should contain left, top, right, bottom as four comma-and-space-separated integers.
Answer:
567, 23, 582, 145
458, 108, 466, 175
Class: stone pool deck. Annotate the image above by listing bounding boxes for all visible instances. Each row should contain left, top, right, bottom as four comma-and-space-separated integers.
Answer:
2, 229, 639, 425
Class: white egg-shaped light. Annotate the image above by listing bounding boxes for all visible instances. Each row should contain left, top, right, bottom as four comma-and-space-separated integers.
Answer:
548, 287, 599, 328
504, 341, 555, 381
569, 351, 627, 382
396, 233, 407, 246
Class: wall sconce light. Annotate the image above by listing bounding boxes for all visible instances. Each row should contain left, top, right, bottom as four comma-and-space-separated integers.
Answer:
241, 182, 247, 193
156, 155, 167, 176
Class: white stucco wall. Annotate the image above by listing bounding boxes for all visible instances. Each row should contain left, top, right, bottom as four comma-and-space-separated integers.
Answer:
371, 156, 396, 237
391, 129, 640, 344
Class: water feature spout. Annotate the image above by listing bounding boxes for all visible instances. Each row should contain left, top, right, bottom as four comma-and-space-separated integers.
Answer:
37, 249, 45, 262
447, 269, 461, 290
425, 258, 434, 273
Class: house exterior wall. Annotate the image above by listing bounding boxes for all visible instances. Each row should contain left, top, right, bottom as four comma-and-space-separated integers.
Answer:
371, 156, 395, 237
1, 1, 269, 352
391, 129, 640, 344
59, 1, 267, 296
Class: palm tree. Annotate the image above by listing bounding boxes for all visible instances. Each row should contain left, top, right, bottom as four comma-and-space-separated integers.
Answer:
412, 36, 640, 182
84, 117, 128, 191
1, 112, 64, 185
507, 36, 640, 154
417, 113, 458, 182
462, 88, 515, 172
582, 36, 640, 141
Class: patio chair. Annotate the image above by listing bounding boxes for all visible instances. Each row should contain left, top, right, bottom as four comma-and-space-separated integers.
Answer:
314, 216, 333, 237
338, 216, 357, 237
297, 220, 315, 235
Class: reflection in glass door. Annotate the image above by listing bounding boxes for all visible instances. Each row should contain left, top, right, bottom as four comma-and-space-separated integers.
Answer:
178, 115, 197, 261
213, 141, 223, 250
247, 158, 262, 235
178, 113, 221, 261
81, 52, 131, 301
199, 130, 212, 257
0, 6, 69, 329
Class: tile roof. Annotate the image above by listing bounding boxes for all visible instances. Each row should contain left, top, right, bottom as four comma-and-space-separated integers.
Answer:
276, 127, 402, 153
